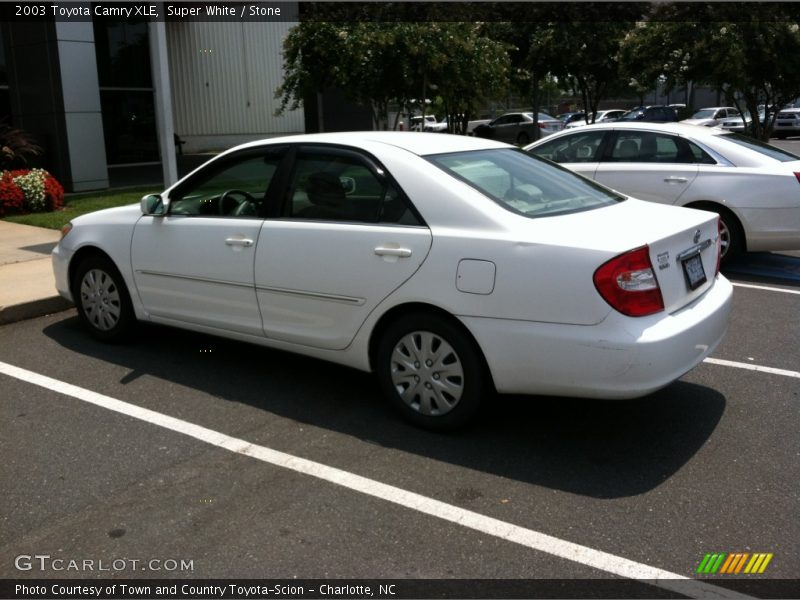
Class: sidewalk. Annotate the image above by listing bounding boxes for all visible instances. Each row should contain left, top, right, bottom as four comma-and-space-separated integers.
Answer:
0, 220, 73, 325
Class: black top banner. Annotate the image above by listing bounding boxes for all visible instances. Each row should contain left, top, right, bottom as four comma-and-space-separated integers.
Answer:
3, 2, 800, 23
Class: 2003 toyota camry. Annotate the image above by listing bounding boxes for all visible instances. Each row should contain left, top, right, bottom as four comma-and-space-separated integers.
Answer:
53, 132, 733, 429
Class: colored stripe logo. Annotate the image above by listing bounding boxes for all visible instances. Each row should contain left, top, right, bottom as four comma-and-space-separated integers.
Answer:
697, 552, 774, 574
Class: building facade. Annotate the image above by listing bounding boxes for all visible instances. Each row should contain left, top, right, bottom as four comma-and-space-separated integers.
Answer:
0, 14, 305, 192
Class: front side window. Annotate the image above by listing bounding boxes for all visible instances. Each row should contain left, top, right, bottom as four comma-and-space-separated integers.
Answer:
528, 130, 607, 163
169, 151, 281, 217
428, 148, 622, 218
285, 152, 420, 225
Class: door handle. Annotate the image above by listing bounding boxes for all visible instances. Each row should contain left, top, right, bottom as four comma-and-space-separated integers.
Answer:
664, 176, 688, 183
225, 237, 254, 247
374, 246, 412, 258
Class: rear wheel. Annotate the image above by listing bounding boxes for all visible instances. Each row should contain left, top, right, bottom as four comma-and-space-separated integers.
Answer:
376, 314, 489, 430
72, 255, 135, 341
516, 131, 530, 145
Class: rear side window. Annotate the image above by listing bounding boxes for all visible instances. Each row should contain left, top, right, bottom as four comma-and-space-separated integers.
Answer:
284, 151, 421, 225
608, 131, 715, 164
428, 148, 622, 218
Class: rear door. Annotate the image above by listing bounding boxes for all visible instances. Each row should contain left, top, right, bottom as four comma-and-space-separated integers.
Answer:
254, 145, 432, 350
593, 130, 700, 204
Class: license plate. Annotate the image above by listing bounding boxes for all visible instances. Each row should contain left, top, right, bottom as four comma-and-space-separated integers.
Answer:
681, 252, 707, 290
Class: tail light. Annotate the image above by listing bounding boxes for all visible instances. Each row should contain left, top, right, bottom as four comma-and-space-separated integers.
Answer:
538, 122, 547, 129
593, 246, 664, 317
794, 172, 800, 184
715, 216, 722, 276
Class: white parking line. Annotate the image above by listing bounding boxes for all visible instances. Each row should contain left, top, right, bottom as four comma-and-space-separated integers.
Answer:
703, 357, 800, 379
0, 360, 751, 600
731, 282, 800, 295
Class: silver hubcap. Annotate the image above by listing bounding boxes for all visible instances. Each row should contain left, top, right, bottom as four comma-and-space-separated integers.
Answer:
719, 218, 731, 258
390, 331, 464, 416
80, 268, 121, 331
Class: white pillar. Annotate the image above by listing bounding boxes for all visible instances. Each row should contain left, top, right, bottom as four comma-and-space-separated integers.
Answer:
149, 20, 178, 187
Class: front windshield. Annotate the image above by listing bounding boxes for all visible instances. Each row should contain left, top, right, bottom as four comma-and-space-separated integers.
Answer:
427, 148, 623, 218
719, 133, 800, 162
692, 109, 717, 119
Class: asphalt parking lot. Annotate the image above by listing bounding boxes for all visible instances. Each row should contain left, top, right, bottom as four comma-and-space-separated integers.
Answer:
1, 140, 799, 600
1, 253, 798, 599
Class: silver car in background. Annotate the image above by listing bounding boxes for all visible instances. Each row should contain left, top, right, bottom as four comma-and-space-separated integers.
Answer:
472, 112, 563, 145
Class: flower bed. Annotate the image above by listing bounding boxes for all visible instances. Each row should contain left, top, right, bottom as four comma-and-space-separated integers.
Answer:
0, 168, 64, 217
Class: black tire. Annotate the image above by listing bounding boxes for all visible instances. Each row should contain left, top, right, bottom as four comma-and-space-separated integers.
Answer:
775, 133, 787, 140
376, 313, 490, 430
516, 131, 530, 146
72, 254, 135, 342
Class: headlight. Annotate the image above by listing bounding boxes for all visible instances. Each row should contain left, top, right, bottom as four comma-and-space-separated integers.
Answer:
60, 222, 73, 239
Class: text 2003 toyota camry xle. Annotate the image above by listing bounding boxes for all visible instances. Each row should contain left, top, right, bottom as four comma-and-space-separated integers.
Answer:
52, 132, 732, 429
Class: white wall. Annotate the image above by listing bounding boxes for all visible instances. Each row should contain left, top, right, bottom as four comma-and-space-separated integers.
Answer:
166, 21, 304, 152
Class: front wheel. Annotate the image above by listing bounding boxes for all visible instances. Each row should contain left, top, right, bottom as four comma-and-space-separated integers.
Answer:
376, 314, 489, 430
73, 255, 135, 341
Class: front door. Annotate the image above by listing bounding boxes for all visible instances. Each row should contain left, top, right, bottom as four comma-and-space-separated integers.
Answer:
131, 148, 285, 335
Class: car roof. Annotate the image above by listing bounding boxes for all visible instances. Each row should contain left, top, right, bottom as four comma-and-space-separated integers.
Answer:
228, 131, 510, 157
536, 121, 725, 138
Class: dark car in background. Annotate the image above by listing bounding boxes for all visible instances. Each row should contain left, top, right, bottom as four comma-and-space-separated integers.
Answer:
617, 105, 679, 123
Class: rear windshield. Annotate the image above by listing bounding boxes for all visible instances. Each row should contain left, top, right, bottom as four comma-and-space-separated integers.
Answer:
719, 132, 800, 162
427, 148, 623, 218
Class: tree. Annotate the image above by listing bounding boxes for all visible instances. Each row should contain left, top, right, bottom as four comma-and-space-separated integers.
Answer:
620, 3, 800, 139
275, 22, 510, 133
544, 4, 647, 125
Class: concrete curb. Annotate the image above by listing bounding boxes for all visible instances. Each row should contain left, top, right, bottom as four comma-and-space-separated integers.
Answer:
0, 297, 74, 325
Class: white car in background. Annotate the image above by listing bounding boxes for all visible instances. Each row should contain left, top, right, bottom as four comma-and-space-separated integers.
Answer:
525, 122, 800, 261
681, 107, 741, 127
53, 132, 731, 430
564, 109, 627, 129
774, 107, 800, 139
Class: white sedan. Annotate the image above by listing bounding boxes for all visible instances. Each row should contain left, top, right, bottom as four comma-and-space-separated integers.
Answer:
53, 132, 732, 430
564, 109, 627, 129
525, 122, 800, 261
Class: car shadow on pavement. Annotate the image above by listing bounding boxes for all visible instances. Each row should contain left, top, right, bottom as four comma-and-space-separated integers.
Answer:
722, 252, 800, 286
44, 316, 727, 500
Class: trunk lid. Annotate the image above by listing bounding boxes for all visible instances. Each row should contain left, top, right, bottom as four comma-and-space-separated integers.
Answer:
506, 199, 721, 316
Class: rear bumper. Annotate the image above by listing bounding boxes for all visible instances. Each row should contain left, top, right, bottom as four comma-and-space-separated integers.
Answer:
461, 276, 733, 398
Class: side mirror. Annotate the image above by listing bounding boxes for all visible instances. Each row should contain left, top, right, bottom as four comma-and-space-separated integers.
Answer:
141, 194, 165, 216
